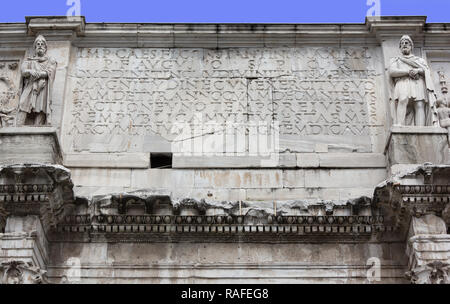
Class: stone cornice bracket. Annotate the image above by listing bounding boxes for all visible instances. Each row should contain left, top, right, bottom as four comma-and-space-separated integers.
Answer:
375, 164, 450, 284
0, 164, 76, 232
373, 165, 450, 233
366, 16, 426, 42
25, 16, 86, 39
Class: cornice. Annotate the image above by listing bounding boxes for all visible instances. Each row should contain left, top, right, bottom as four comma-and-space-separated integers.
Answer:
0, 164, 75, 232
374, 165, 450, 234
0, 16, 448, 48
25, 16, 85, 37
53, 213, 390, 243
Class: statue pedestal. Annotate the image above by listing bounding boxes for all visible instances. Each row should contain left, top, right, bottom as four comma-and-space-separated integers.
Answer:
385, 126, 448, 174
0, 127, 62, 165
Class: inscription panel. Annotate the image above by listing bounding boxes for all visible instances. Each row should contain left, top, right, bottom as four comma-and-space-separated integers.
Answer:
63, 47, 385, 154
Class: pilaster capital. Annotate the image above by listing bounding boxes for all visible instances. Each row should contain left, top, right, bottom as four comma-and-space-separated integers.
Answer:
0, 260, 47, 284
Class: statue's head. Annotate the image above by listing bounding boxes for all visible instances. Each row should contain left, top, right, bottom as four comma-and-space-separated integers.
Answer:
437, 98, 448, 108
399, 35, 414, 55
33, 35, 47, 57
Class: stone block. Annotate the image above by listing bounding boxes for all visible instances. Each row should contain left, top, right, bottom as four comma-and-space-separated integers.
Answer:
171, 188, 246, 202
296, 154, 320, 168
0, 127, 62, 165
319, 153, 386, 168
0, 216, 48, 270
173, 155, 264, 168
277, 154, 297, 168
245, 188, 341, 201
297, 153, 385, 169
304, 169, 386, 188
64, 153, 150, 168
71, 168, 132, 188
194, 170, 283, 189
315, 143, 329, 153
386, 126, 448, 166
304, 170, 321, 188
282, 170, 306, 188
407, 234, 450, 267
131, 169, 195, 189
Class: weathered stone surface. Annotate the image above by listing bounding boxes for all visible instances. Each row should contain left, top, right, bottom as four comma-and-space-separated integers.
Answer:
386, 126, 448, 167
173, 155, 269, 168
0, 164, 75, 233
131, 169, 195, 189
71, 168, 132, 188
64, 153, 150, 168
304, 169, 386, 188
2, 16, 450, 284
46, 241, 407, 284
319, 153, 386, 168
2, 216, 48, 269
194, 170, 283, 189
296, 153, 386, 168
296, 153, 320, 168
410, 214, 447, 235
61, 44, 386, 158
406, 235, 450, 284
0, 127, 62, 165
282, 170, 306, 188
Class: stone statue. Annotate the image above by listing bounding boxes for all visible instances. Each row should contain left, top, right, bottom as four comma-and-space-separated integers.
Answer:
16, 35, 57, 126
388, 35, 438, 126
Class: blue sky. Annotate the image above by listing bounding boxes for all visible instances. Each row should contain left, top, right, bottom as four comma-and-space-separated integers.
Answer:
1, 0, 449, 23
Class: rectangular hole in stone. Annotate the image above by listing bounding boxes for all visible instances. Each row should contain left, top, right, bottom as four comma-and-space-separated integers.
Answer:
150, 153, 173, 169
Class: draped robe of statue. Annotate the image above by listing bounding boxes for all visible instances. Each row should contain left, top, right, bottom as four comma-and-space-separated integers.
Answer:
18, 55, 57, 125
389, 54, 438, 126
